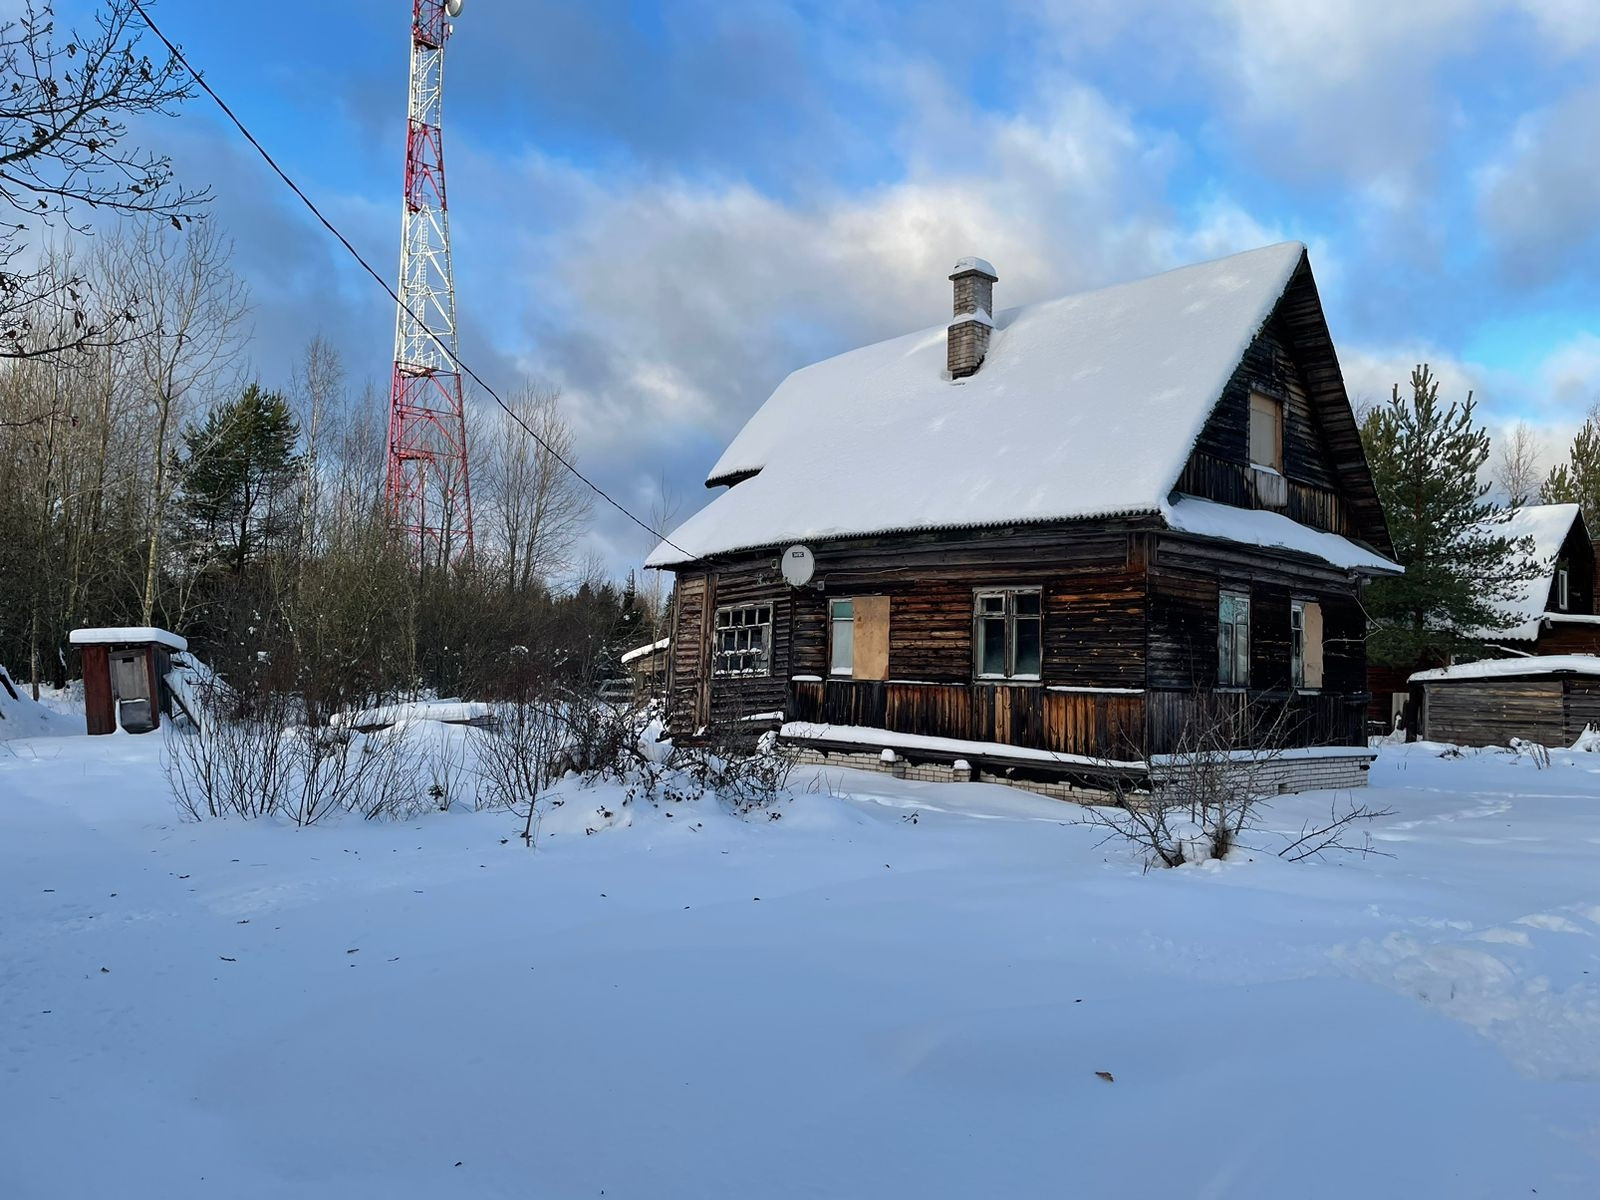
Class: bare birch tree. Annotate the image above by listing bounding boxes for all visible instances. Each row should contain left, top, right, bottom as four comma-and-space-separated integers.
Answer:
114, 219, 247, 624
474, 382, 590, 593
1495, 421, 1542, 509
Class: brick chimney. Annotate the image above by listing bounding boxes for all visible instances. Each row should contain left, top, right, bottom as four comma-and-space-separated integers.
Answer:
948, 256, 997, 379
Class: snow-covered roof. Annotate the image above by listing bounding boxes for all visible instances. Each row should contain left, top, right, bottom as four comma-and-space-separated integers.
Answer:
69, 627, 187, 651
648, 243, 1330, 567
620, 638, 670, 665
1411, 655, 1600, 684
1163, 497, 1400, 574
1470, 504, 1582, 640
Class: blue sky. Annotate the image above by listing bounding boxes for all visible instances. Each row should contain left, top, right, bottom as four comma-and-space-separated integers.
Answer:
76, 0, 1600, 569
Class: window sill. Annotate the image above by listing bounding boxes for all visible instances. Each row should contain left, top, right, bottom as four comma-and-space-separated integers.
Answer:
975, 676, 1042, 685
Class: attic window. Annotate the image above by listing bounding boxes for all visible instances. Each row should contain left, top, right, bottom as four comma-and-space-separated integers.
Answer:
1249, 391, 1283, 472
1558, 563, 1571, 611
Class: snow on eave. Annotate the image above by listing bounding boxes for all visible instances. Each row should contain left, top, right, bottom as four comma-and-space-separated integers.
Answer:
69, 626, 188, 651
1411, 655, 1600, 683
1161, 496, 1403, 575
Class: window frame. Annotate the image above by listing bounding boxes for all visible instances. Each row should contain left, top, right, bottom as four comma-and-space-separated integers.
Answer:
829, 598, 855, 676
1557, 563, 1571, 611
712, 601, 774, 677
973, 587, 1043, 682
1290, 600, 1306, 690
1218, 590, 1251, 689
1248, 390, 1284, 473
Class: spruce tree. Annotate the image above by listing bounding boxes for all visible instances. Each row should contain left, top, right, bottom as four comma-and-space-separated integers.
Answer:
1361, 365, 1538, 667
177, 384, 301, 575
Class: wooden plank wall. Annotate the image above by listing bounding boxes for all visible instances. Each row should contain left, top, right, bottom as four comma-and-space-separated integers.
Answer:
1421, 679, 1565, 746
80, 644, 114, 735
789, 679, 1144, 760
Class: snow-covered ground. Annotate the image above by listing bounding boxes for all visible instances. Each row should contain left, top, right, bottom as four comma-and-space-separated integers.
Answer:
4, 725, 1600, 1197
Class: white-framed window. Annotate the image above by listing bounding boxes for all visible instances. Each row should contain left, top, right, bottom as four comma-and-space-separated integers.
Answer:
1218, 591, 1251, 688
713, 603, 772, 675
829, 599, 854, 675
974, 589, 1042, 680
1249, 391, 1283, 472
1558, 564, 1571, 611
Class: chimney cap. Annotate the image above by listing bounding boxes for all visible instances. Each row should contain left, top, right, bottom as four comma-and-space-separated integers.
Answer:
950, 256, 997, 281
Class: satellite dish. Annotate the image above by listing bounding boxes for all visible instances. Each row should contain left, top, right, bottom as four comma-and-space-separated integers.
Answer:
781, 544, 815, 587
445, 0, 464, 16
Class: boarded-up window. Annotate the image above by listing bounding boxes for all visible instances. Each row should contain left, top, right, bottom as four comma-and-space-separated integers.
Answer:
1292, 600, 1324, 689
1249, 392, 1282, 471
854, 596, 890, 681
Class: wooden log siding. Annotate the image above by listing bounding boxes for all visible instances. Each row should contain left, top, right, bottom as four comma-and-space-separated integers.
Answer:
1144, 689, 1365, 756
789, 679, 1145, 760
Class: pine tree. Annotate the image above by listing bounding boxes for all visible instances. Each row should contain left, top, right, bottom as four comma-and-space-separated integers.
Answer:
1540, 417, 1600, 526
177, 383, 301, 575
1361, 365, 1538, 667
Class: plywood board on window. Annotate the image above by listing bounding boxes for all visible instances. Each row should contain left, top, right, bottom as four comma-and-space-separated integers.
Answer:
854, 595, 890, 681
1302, 601, 1324, 689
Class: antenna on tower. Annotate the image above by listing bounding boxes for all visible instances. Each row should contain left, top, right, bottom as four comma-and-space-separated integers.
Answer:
386, 0, 474, 566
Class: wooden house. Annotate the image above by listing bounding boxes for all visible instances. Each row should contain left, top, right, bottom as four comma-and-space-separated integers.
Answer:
68, 626, 186, 735
646, 243, 1401, 795
1469, 504, 1600, 655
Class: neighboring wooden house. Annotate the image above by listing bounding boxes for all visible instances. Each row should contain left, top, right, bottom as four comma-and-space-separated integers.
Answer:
1372, 505, 1600, 734
1471, 504, 1600, 655
1410, 656, 1600, 747
646, 243, 1401, 795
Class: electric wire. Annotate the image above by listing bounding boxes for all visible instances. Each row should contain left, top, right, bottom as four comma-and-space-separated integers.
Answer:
128, 0, 690, 558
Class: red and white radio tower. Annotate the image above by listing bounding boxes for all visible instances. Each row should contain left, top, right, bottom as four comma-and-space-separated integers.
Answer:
386, 0, 473, 564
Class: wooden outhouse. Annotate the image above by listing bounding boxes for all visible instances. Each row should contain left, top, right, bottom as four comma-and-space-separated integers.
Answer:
68, 627, 187, 735
1410, 656, 1600, 747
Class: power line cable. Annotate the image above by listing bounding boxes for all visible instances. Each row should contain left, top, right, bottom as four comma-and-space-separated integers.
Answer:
128, 0, 689, 558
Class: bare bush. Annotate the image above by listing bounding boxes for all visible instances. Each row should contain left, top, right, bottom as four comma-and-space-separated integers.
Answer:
165, 678, 424, 825
472, 698, 565, 845
1084, 697, 1392, 868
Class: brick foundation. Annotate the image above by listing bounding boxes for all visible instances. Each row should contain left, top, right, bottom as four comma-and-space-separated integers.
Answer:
788, 742, 1372, 804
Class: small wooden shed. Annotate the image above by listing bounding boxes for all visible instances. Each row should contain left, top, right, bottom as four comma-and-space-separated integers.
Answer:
1410, 656, 1600, 747
68, 626, 187, 735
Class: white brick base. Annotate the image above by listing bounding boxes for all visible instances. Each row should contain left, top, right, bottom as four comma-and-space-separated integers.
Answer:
788, 742, 1372, 804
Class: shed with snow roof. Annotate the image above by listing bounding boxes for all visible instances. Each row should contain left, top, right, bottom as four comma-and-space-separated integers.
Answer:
647, 242, 1401, 797
68, 627, 187, 735
1410, 656, 1600, 748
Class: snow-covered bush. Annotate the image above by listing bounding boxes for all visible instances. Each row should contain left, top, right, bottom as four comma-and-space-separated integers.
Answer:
165, 680, 425, 825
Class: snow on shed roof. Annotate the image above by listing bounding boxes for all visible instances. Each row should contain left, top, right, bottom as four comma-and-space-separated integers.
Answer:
1411, 655, 1600, 683
648, 242, 1314, 567
1470, 504, 1582, 640
69, 627, 187, 651
621, 638, 670, 664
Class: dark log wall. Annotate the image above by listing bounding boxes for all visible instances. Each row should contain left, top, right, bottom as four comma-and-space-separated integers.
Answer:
783, 526, 1145, 689
1533, 625, 1600, 656
1145, 533, 1369, 753
1548, 521, 1596, 614
1179, 321, 1352, 537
